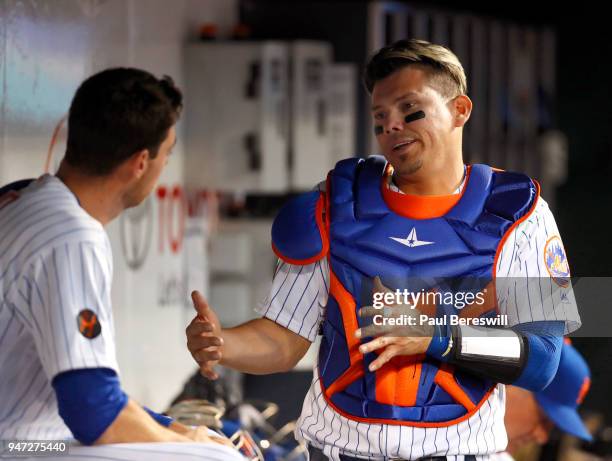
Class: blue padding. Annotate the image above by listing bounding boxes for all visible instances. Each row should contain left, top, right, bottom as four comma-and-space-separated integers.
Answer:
318, 156, 540, 424
513, 321, 564, 391
271, 191, 326, 263
144, 406, 173, 427
0, 178, 34, 196
355, 156, 387, 220
486, 172, 537, 223
52, 368, 128, 445
446, 164, 493, 224
333, 157, 362, 181
455, 370, 492, 406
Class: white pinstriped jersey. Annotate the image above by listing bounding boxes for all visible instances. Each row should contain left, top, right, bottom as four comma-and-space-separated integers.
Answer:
0, 176, 247, 461
256, 181, 581, 460
0, 175, 118, 440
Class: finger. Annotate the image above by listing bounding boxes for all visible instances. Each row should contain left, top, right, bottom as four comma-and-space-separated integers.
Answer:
186, 320, 214, 338
191, 290, 211, 319
200, 364, 219, 380
187, 335, 223, 353
359, 336, 394, 354
358, 305, 381, 318
355, 323, 393, 339
193, 348, 222, 363
369, 346, 398, 371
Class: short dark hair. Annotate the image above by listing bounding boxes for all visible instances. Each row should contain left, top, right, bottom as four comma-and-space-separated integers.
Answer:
65, 67, 183, 176
364, 39, 467, 97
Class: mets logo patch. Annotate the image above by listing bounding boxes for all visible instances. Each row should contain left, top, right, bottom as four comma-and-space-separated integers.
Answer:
544, 236, 570, 287
77, 309, 101, 339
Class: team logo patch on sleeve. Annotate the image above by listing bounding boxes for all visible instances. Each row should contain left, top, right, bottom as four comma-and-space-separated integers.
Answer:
77, 309, 102, 339
544, 236, 570, 287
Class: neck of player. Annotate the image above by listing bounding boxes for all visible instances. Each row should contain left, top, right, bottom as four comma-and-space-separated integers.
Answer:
392, 156, 465, 196
56, 160, 124, 226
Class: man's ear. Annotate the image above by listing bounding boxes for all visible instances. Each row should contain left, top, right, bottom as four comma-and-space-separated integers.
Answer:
129, 149, 150, 179
452, 95, 473, 127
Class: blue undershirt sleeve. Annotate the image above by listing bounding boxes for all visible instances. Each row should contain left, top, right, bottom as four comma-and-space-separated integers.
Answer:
512, 321, 564, 391
52, 368, 128, 445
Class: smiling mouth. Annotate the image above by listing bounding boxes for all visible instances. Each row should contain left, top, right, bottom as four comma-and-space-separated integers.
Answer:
392, 140, 417, 151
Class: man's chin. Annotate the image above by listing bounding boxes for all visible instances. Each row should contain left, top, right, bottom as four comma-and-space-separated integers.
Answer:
386, 155, 423, 177
123, 193, 147, 210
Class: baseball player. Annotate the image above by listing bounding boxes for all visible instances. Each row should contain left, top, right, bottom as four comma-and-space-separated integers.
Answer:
495, 341, 592, 460
0, 68, 242, 460
186, 39, 581, 460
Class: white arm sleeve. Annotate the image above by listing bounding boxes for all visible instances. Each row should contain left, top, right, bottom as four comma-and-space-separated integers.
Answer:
17, 240, 120, 379
255, 259, 329, 341
495, 197, 581, 334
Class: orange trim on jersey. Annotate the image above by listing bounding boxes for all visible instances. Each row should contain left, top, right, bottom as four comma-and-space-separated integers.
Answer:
271, 193, 329, 266
433, 365, 476, 411
577, 377, 591, 405
380, 165, 471, 220
492, 180, 541, 279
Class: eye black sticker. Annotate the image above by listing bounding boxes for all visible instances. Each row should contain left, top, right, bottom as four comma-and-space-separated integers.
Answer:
77, 309, 102, 339
404, 110, 426, 124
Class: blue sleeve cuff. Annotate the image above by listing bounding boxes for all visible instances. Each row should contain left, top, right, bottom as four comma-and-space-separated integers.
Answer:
52, 368, 128, 445
144, 406, 173, 427
512, 321, 564, 391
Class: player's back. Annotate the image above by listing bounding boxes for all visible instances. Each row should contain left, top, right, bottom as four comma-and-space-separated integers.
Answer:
0, 175, 111, 439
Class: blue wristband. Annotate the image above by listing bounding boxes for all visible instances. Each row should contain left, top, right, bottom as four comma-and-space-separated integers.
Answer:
144, 406, 174, 427
426, 323, 452, 362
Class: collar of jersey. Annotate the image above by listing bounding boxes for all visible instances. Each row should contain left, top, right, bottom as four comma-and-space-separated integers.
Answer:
382, 165, 470, 220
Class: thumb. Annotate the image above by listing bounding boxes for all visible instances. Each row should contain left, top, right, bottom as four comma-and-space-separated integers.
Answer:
373, 276, 392, 295
191, 290, 211, 319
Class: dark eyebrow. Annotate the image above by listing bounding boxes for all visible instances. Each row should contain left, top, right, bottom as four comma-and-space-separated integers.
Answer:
371, 92, 419, 112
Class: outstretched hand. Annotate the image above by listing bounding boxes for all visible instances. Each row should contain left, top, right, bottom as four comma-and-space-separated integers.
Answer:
186, 291, 223, 380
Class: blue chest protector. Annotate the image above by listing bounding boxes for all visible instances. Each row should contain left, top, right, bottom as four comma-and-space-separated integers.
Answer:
272, 156, 538, 426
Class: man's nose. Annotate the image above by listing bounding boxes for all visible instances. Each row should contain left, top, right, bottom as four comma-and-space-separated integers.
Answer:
382, 114, 404, 134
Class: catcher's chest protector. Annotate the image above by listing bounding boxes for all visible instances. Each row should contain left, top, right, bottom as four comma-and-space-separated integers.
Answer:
316, 156, 538, 427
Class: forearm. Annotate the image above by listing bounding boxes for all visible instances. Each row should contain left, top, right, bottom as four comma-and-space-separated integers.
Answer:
96, 399, 190, 444
220, 318, 310, 374
427, 321, 564, 391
